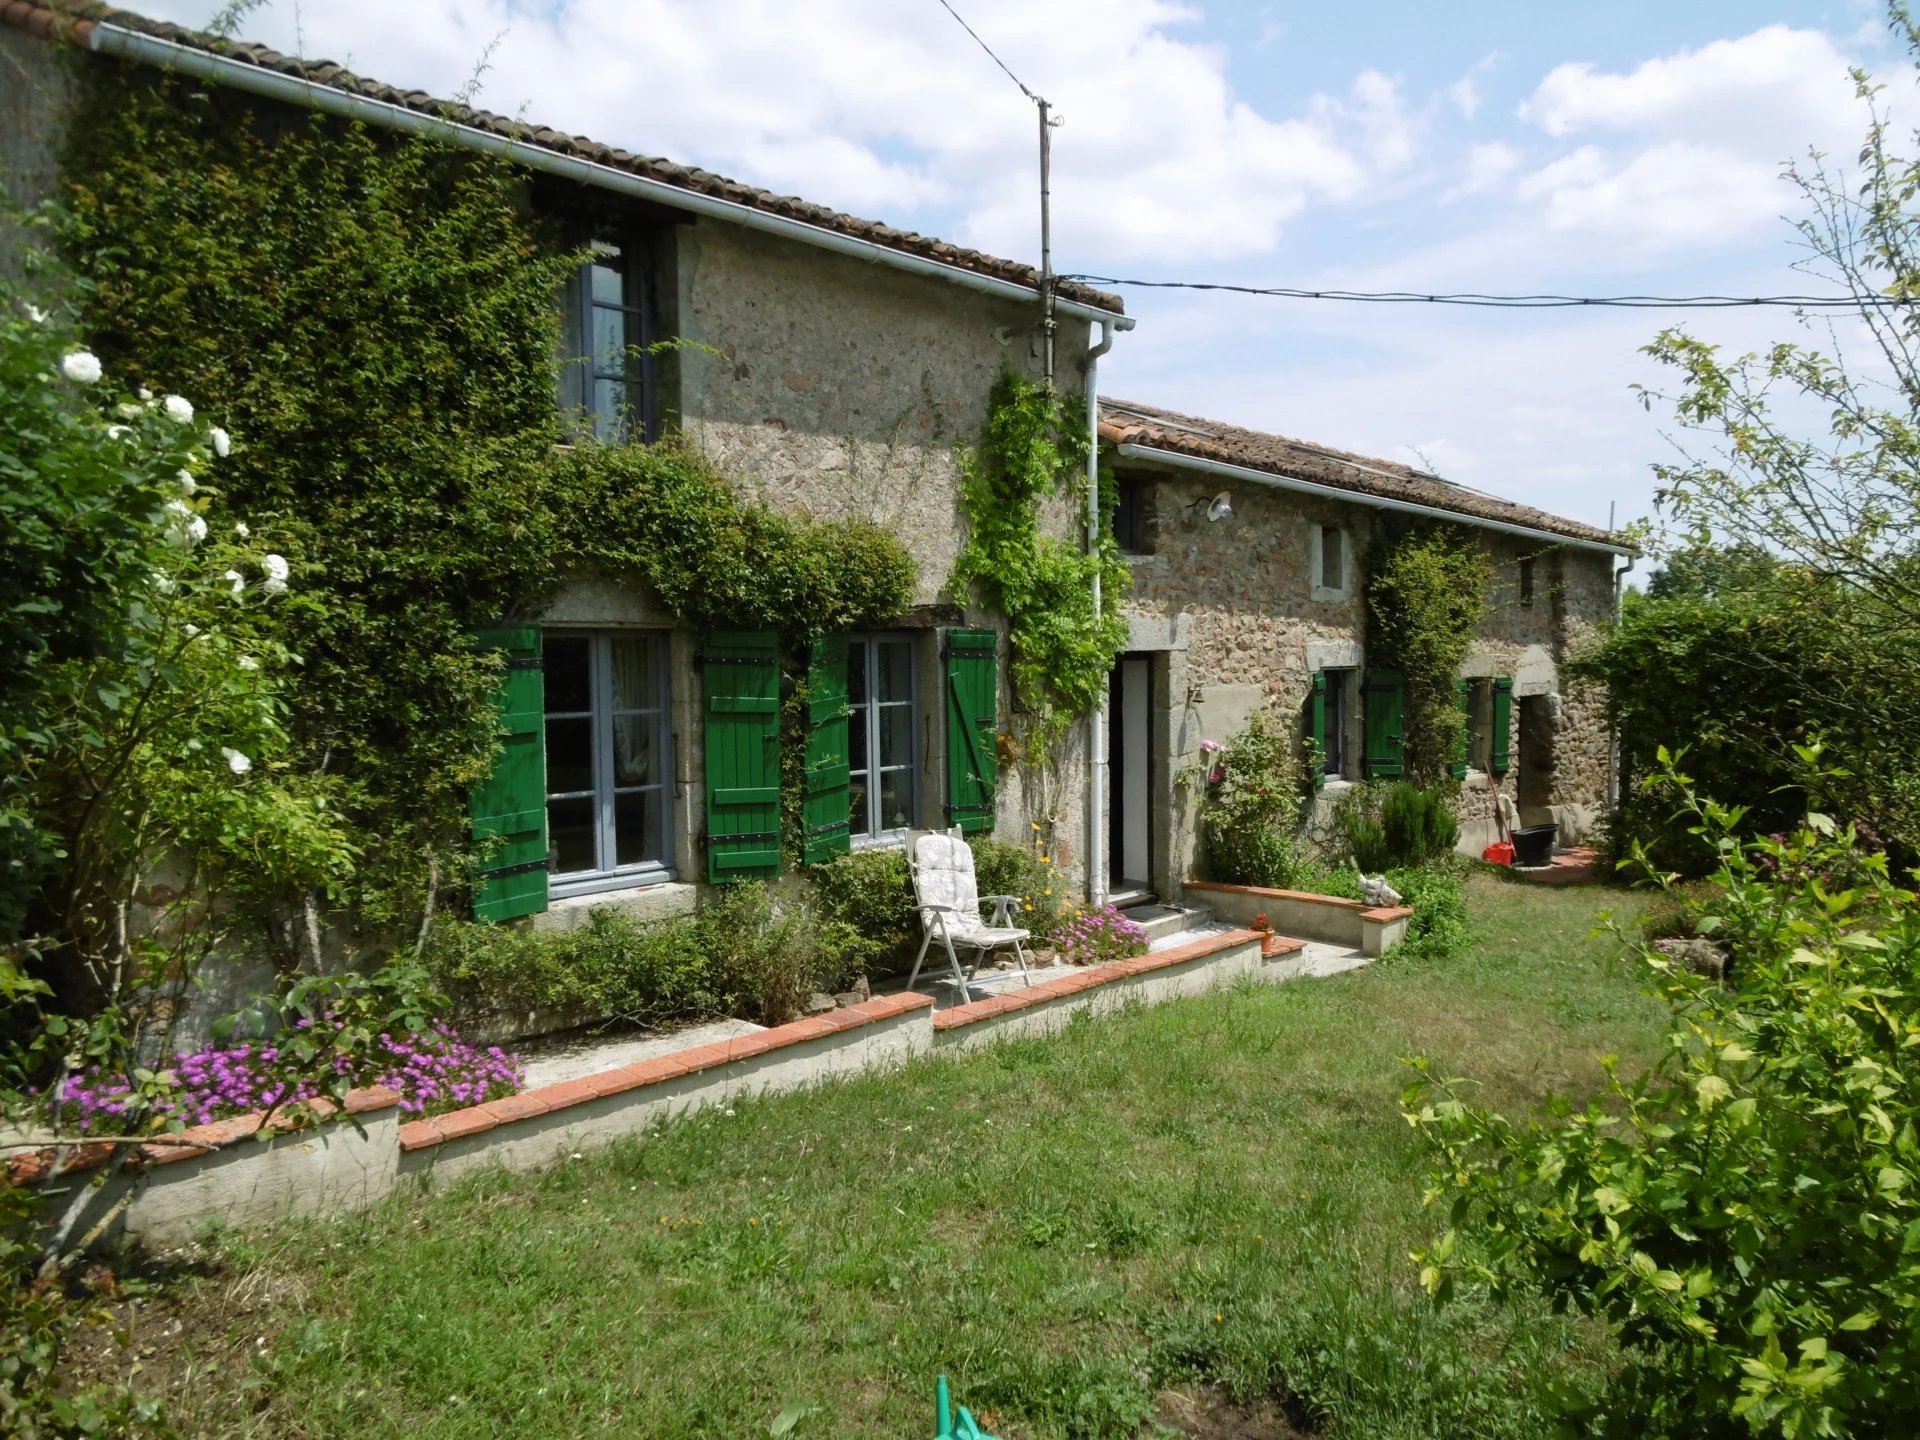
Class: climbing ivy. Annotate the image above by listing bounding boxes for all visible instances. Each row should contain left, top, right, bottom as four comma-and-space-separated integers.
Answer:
1364, 526, 1491, 786
953, 370, 1129, 753
54, 63, 913, 947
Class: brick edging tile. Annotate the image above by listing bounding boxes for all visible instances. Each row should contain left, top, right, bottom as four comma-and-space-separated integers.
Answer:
400, 992, 934, 1153
932, 929, 1261, 1031
5, 1084, 402, 1185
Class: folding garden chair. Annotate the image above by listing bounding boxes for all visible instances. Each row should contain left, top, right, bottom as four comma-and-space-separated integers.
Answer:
905, 829, 1033, 1003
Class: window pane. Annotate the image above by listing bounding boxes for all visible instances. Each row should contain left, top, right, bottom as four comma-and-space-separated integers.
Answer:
589, 255, 624, 304
545, 634, 590, 713
610, 634, 658, 711
877, 703, 913, 768
545, 716, 593, 795
848, 641, 868, 707
875, 639, 914, 702
593, 379, 628, 437
592, 305, 627, 377
877, 769, 913, 833
614, 790, 660, 868
547, 795, 596, 875
1321, 528, 1343, 590
849, 710, 869, 774
849, 775, 870, 837
611, 714, 654, 787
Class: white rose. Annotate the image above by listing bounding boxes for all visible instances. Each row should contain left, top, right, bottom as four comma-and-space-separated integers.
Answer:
176, 470, 197, 495
210, 427, 231, 459
24, 304, 47, 325
60, 351, 102, 384
184, 623, 200, 638
115, 402, 142, 420
163, 498, 201, 547
233, 521, 249, 538
138, 387, 153, 401
261, 553, 290, 596
163, 395, 194, 423
221, 747, 252, 775
237, 655, 260, 671
150, 572, 175, 595
187, 514, 208, 545
223, 569, 245, 596
105, 424, 130, 441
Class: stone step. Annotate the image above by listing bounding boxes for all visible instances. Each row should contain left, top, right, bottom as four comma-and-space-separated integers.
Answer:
1123, 903, 1213, 943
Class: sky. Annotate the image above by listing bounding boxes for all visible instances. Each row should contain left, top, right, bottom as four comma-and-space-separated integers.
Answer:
120, 0, 1913, 533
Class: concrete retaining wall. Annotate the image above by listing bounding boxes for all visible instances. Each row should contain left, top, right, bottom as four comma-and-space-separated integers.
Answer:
15, 927, 1378, 1248
1185, 881, 1411, 957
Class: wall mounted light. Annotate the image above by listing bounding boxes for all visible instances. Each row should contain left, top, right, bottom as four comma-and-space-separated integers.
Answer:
1187, 490, 1232, 523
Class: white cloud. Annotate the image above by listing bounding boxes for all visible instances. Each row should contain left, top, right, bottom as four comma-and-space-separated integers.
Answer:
1444, 141, 1520, 201
118, 0, 1424, 266
1446, 77, 1480, 118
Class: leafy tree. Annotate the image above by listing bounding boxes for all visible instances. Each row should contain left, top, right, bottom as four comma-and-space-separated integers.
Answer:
1638, 8, 1920, 642
1407, 751, 1920, 1439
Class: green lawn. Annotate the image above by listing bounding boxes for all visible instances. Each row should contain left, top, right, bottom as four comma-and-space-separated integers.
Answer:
129, 877, 1667, 1439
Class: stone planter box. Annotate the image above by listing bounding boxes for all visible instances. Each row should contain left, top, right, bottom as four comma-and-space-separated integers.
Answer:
1186, 880, 1412, 958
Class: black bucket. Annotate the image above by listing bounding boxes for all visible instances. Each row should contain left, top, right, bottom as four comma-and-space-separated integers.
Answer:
1511, 823, 1557, 867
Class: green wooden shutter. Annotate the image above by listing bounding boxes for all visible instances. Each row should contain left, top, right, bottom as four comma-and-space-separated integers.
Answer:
1491, 677, 1514, 776
944, 628, 998, 834
1363, 667, 1405, 780
803, 634, 852, 865
702, 629, 782, 882
470, 625, 549, 923
1308, 671, 1327, 790
1451, 679, 1472, 780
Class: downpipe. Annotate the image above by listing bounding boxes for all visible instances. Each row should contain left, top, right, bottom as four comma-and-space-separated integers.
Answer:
1608, 554, 1637, 812
1084, 318, 1116, 908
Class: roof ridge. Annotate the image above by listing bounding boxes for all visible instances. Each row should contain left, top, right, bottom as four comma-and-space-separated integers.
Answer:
1098, 395, 1618, 546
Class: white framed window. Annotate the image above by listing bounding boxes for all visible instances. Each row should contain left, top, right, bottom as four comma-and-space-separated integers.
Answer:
543, 631, 673, 895
1312, 524, 1351, 601
559, 239, 651, 443
848, 633, 918, 844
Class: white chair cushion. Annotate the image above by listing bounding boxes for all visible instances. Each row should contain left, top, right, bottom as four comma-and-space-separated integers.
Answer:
913, 833, 984, 929
948, 924, 1031, 947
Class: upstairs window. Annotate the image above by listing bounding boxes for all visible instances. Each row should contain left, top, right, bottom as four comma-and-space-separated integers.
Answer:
1113, 475, 1152, 554
848, 634, 918, 843
560, 239, 650, 442
1312, 524, 1351, 600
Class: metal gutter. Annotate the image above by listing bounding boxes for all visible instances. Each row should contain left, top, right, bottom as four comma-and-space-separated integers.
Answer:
89, 22, 1136, 330
1113, 443, 1634, 557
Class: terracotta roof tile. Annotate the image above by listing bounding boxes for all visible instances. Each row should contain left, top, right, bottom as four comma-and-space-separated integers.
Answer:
3, 2, 1123, 316
1100, 396, 1621, 548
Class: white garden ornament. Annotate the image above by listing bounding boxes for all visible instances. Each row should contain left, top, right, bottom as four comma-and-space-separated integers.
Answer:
60, 350, 102, 384
1358, 872, 1404, 908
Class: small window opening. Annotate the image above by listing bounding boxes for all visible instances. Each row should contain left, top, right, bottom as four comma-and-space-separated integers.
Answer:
1520, 557, 1536, 607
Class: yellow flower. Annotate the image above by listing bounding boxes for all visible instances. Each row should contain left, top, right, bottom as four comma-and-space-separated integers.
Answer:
1023, 902, 1033, 911
1043, 888, 1052, 896
1031, 822, 1042, 831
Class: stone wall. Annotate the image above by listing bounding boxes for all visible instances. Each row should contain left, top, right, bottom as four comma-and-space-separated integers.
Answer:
1115, 461, 1619, 883
0, 26, 75, 281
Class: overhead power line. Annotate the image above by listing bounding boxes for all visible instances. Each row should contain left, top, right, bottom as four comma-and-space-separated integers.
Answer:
932, 0, 1040, 103
1063, 275, 1920, 310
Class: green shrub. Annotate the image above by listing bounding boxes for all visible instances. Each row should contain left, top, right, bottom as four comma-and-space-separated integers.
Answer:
1384, 865, 1470, 962
1339, 781, 1459, 873
699, 882, 860, 1026
969, 836, 1068, 942
1193, 715, 1313, 887
808, 848, 915, 975
1408, 755, 1920, 1437
418, 910, 718, 1029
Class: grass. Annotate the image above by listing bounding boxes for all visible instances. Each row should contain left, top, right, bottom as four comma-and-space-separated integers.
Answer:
108, 877, 1667, 1439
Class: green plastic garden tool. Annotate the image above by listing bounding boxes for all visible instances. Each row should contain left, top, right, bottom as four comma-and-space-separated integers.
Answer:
934, 1374, 998, 1440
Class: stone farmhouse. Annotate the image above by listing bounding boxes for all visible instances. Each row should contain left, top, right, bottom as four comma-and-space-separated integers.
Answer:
2, 3, 1632, 943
